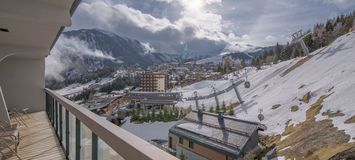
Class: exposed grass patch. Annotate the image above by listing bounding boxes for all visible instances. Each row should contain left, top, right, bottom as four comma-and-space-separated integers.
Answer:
306, 94, 332, 121
281, 55, 313, 76
275, 93, 355, 160
322, 110, 345, 118
302, 91, 311, 104
277, 119, 353, 160
313, 143, 355, 160
259, 135, 281, 147
283, 119, 295, 136
345, 115, 355, 124
291, 105, 299, 112
272, 104, 281, 110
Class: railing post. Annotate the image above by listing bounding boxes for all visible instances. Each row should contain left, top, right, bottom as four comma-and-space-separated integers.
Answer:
51, 97, 55, 125
55, 101, 58, 134
59, 104, 63, 142
75, 118, 81, 160
65, 109, 70, 159
92, 133, 98, 160
45, 93, 48, 115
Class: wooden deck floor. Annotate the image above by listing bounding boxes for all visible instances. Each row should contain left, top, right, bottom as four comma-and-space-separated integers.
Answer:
1, 111, 66, 160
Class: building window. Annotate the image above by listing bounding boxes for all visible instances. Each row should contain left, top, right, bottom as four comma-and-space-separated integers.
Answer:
169, 136, 172, 148
179, 137, 183, 144
188, 140, 194, 149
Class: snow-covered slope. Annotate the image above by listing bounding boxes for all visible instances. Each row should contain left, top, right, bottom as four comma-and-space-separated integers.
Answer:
176, 31, 355, 140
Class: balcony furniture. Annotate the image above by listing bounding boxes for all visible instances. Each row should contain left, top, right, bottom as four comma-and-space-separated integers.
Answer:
8, 110, 27, 127
0, 137, 22, 160
0, 121, 20, 142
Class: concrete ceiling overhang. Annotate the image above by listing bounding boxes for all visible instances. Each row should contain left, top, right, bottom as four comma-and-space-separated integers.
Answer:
0, 0, 80, 59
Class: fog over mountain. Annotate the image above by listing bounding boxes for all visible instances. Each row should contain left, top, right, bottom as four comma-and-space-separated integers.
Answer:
45, 29, 179, 81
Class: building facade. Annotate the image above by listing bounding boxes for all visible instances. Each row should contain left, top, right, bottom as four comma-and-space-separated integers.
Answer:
169, 110, 265, 160
140, 72, 168, 92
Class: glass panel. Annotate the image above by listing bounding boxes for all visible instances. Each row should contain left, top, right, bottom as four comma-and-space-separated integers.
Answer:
98, 138, 125, 160
62, 108, 66, 151
80, 123, 92, 160
69, 112, 76, 160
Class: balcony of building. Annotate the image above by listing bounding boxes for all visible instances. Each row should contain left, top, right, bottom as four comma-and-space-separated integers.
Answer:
1, 89, 178, 160
0, 0, 178, 159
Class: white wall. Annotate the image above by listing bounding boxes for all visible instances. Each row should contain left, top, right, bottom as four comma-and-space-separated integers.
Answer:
0, 56, 45, 112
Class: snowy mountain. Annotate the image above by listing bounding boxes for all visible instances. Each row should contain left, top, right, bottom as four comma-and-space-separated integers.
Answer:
63, 29, 179, 66
46, 29, 180, 86
175, 31, 355, 159
196, 45, 273, 65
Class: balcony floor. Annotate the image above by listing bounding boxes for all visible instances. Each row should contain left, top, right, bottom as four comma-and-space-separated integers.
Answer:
1, 111, 65, 160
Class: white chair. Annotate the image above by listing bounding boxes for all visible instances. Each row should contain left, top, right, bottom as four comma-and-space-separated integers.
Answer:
0, 137, 22, 160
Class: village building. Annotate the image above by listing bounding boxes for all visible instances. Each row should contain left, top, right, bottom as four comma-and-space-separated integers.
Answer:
140, 72, 168, 92
169, 110, 265, 160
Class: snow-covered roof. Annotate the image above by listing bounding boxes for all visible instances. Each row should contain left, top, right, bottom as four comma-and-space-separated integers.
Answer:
169, 110, 262, 157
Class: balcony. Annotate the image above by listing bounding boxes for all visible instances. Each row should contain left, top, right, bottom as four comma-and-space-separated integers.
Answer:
2, 111, 65, 160
1, 89, 178, 160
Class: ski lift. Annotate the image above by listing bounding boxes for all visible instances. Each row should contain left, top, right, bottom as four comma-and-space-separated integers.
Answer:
258, 109, 264, 121
244, 69, 250, 88
244, 81, 250, 88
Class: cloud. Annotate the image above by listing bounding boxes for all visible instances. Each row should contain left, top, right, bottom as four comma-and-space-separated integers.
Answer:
45, 35, 115, 80
64, 0, 355, 54
70, 0, 238, 55
265, 35, 277, 42
141, 42, 156, 54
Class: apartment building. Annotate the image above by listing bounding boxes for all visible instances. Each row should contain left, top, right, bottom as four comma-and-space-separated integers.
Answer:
169, 110, 265, 160
0, 1, 177, 160
140, 72, 168, 92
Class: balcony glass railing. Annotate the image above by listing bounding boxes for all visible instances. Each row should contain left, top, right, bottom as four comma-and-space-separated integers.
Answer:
45, 88, 178, 160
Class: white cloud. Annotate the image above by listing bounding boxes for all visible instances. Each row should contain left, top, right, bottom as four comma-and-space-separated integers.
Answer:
45, 35, 115, 80
265, 35, 277, 42
141, 42, 156, 54
321, 0, 350, 5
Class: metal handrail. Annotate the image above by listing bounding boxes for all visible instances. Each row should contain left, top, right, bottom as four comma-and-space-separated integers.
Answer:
45, 88, 178, 160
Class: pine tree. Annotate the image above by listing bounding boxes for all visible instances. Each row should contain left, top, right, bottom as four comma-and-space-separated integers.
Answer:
325, 20, 334, 32
241, 60, 246, 68
228, 109, 234, 116
209, 107, 214, 113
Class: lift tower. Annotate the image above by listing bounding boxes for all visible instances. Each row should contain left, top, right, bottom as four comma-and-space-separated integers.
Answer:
291, 30, 311, 55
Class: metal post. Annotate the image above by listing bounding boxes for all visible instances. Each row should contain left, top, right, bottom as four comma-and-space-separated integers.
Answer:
55, 101, 58, 134
75, 118, 81, 160
45, 93, 48, 115
194, 91, 199, 110
52, 98, 55, 125
59, 104, 63, 142
92, 132, 98, 160
212, 88, 220, 109
65, 110, 69, 159
233, 86, 244, 104
300, 39, 310, 54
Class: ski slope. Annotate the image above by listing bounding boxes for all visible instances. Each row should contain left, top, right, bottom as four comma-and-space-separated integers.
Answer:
176, 31, 355, 140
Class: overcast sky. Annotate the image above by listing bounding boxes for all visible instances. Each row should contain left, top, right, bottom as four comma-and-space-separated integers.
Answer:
67, 0, 355, 54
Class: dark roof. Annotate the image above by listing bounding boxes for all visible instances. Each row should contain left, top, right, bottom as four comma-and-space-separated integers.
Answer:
169, 110, 263, 157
